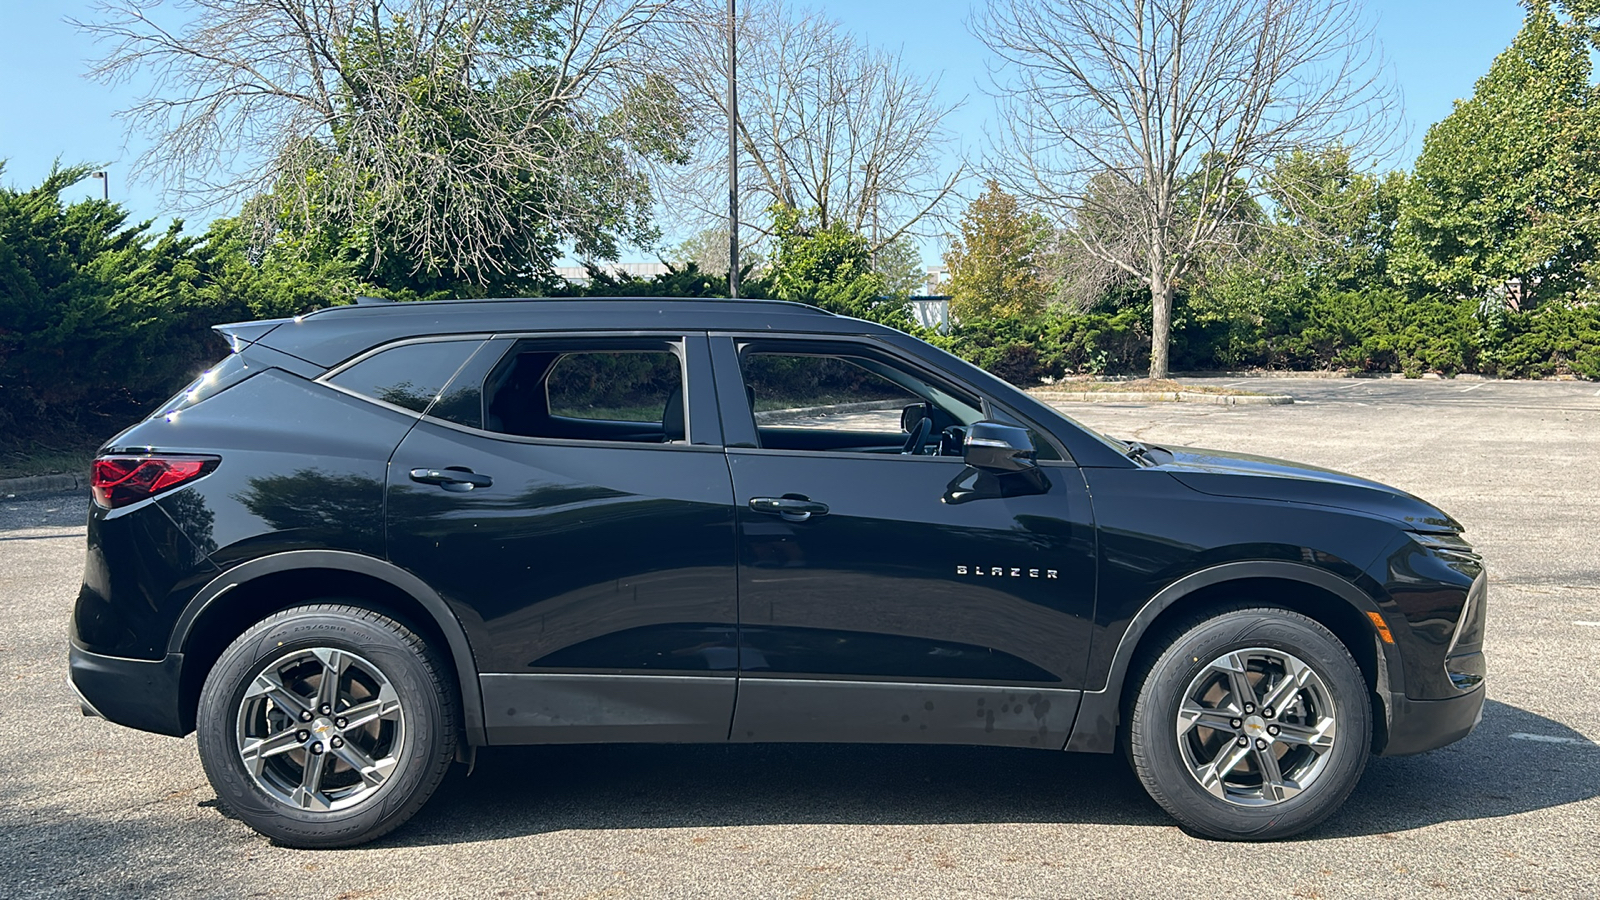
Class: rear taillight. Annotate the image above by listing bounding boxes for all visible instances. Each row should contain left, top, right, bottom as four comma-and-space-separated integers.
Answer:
91, 455, 220, 509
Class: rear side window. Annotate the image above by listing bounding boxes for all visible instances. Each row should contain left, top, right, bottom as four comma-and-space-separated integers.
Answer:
328, 340, 482, 414
547, 352, 682, 422
478, 340, 687, 443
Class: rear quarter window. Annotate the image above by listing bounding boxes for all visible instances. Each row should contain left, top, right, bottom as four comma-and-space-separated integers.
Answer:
327, 340, 484, 414
156, 352, 256, 417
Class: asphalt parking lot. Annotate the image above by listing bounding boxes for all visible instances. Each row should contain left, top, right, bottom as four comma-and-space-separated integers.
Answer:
3, 375, 1597, 899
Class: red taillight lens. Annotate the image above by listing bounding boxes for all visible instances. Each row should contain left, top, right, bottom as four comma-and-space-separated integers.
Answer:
91, 455, 220, 509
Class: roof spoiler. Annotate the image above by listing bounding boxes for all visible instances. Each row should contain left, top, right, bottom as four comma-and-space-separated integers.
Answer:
212, 318, 292, 352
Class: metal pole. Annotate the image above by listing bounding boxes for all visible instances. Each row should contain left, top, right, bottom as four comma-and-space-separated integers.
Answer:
93, 171, 108, 202
727, 0, 740, 299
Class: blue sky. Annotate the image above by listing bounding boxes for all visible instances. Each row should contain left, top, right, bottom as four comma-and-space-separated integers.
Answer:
0, 0, 1531, 252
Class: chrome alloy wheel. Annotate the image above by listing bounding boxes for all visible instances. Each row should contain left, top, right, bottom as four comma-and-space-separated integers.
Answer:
235, 647, 406, 812
1175, 647, 1337, 806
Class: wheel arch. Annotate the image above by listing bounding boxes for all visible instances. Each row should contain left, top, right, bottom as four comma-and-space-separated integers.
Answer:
1065, 561, 1397, 754
170, 550, 486, 746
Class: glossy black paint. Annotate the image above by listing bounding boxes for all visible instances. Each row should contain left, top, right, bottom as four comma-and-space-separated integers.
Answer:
726, 451, 1096, 687
71, 297, 1485, 760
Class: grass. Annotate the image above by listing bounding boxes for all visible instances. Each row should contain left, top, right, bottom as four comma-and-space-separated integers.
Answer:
1030, 378, 1264, 396
0, 443, 99, 480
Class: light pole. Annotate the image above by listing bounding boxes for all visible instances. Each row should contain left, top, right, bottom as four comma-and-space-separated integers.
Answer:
91, 170, 108, 202
727, 0, 740, 299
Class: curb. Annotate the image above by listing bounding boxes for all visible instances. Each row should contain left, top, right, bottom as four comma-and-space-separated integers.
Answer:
754, 399, 905, 421
0, 473, 86, 500
1031, 391, 1293, 405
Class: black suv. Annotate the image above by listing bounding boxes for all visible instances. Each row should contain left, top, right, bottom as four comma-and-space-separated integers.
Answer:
69, 298, 1486, 846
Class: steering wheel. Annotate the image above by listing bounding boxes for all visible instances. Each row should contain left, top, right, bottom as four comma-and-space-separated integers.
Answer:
901, 415, 933, 455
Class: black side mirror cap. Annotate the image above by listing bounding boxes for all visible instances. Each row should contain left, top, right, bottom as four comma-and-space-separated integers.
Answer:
964, 421, 1037, 473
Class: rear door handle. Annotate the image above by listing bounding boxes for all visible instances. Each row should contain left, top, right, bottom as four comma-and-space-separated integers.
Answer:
749, 496, 830, 522
410, 467, 493, 493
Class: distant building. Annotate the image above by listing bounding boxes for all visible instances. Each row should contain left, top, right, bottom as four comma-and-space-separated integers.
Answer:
920, 265, 948, 297
909, 296, 950, 331
554, 261, 673, 285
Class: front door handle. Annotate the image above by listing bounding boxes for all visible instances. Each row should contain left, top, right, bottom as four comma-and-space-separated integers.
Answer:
410, 467, 493, 493
749, 496, 830, 522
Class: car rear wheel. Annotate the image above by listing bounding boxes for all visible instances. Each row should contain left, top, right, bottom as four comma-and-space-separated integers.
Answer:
196, 603, 458, 848
1127, 606, 1370, 840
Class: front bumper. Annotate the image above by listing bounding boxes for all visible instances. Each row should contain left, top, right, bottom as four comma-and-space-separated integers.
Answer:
68, 642, 189, 737
1378, 682, 1485, 756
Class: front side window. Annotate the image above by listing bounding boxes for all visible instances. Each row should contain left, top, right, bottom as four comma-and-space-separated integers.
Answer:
740, 347, 984, 455
479, 342, 686, 444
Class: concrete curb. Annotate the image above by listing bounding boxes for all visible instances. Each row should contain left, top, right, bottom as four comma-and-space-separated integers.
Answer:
754, 399, 905, 421
0, 472, 86, 500
1031, 391, 1293, 405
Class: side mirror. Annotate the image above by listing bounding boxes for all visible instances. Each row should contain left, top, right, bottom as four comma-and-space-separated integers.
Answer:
963, 421, 1037, 473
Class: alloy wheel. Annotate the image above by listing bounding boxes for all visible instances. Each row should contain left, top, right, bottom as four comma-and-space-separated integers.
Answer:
235, 647, 406, 812
1175, 647, 1338, 806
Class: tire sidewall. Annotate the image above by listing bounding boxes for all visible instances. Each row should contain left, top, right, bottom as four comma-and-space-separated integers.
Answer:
1133, 609, 1371, 840
197, 608, 448, 847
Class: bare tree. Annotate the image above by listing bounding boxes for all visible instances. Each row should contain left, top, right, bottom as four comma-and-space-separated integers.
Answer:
76, 0, 691, 286
974, 0, 1396, 377
656, 0, 965, 256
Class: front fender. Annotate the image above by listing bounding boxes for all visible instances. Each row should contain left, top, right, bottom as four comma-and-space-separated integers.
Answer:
1065, 560, 1396, 754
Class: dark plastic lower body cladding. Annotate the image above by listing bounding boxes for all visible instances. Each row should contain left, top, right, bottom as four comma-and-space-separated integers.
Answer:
1378, 685, 1486, 756
730, 678, 1082, 749
481, 673, 737, 744
69, 643, 188, 737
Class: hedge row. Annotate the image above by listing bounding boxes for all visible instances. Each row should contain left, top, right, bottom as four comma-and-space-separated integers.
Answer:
933, 289, 1600, 383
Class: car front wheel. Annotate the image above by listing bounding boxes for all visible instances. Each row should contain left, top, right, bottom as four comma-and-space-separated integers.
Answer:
1127, 606, 1371, 840
196, 603, 458, 848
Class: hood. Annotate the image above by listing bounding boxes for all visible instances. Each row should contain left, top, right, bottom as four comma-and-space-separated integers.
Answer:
1146, 444, 1463, 533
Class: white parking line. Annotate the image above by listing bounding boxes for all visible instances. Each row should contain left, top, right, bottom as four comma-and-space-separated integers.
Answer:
1510, 732, 1600, 749
1459, 383, 1487, 392
1576, 620, 1600, 627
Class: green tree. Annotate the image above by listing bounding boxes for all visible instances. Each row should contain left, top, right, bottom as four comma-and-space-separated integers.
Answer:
873, 236, 926, 299
767, 206, 906, 326
82, 1, 690, 294
1260, 147, 1405, 293
0, 164, 369, 448
943, 181, 1050, 320
1395, 0, 1600, 306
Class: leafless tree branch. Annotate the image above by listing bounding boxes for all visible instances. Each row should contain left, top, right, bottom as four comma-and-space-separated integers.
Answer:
76, 0, 691, 283
974, 0, 1398, 375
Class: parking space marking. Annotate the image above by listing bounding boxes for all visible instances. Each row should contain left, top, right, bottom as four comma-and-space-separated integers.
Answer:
1510, 732, 1600, 749
1575, 620, 1600, 627
1459, 383, 1487, 392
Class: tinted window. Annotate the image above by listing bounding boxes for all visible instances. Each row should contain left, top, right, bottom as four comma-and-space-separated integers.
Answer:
547, 352, 682, 422
329, 340, 481, 413
481, 344, 686, 443
741, 352, 981, 453
157, 351, 255, 416
744, 354, 918, 415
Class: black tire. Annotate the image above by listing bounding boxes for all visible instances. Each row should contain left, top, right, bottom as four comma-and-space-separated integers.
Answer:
196, 603, 458, 848
1127, 606, 1370, 841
